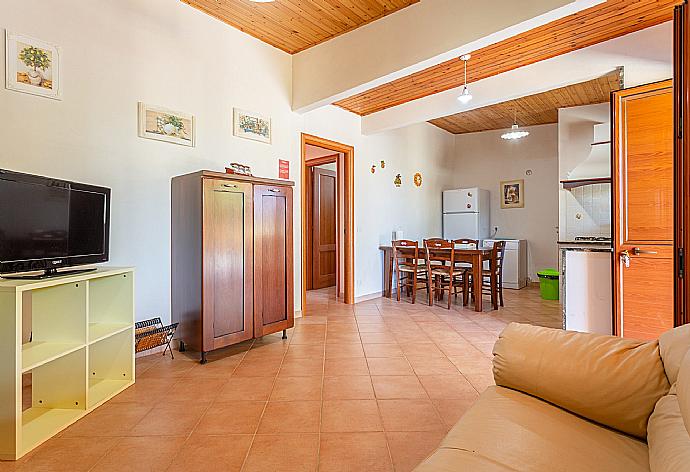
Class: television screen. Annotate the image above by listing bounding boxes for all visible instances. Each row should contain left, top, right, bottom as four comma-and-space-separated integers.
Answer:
0, 170, 110, 275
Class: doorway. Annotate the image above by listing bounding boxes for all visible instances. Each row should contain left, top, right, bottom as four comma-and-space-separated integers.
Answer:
301, 134, 355, 310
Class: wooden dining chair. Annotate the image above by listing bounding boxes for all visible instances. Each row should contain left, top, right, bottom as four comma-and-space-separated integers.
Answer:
392, 240, 429, 304
469, 240, 506, 310
424, 239, 465, 309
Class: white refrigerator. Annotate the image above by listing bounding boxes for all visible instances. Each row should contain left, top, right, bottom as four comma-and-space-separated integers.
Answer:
442, 188, 490, 240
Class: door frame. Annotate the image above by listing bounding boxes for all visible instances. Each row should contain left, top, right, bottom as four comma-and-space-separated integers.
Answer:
306, 161, 338, 292
301, 133, 355, 307
675, 1, 689, 326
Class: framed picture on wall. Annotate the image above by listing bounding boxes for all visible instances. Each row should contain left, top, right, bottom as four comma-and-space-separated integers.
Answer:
500, 179, 524, 209
5, 31, 61, 100
138, 102, 195, 147
233, 108, 271, 144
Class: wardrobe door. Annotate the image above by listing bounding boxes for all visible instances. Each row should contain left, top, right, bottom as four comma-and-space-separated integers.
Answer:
202, 178, 254, 350
254, 184, 294, 337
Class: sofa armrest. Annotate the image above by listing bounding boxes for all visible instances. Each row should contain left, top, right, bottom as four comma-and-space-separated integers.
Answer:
493, 323, 670, 439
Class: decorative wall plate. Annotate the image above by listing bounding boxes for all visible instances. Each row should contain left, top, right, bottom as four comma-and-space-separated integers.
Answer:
413, 172, 422, 187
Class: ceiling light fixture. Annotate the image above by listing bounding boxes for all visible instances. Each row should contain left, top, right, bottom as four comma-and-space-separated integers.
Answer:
501, 109, 529, 140
457, 54, 473, 104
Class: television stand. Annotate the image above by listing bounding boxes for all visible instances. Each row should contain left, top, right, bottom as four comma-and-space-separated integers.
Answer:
1, 267, 97, 280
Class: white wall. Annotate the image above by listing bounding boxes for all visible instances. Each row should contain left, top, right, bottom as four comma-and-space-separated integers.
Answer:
301, 106, 456, 299
1, 1, 457, 320
1, 0, 300, 321
450, 124, 559, 279
558, 103, 611, 240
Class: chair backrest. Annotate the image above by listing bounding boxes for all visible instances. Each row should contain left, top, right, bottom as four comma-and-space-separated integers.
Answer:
392, 239, 419, 266
424, 238, 455, 274
492, 240, 507, 271
453, 238, 478, 249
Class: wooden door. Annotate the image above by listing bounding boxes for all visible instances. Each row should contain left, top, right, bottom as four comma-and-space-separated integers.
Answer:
202, 178, 253, 350
254, 184, 294, 337
613, 81, 674, 340
675, 1, 689, 326
312, 168, 337, 289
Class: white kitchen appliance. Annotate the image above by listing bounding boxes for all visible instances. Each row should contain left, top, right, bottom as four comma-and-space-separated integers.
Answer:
442, 188, 490, 240
482, 239, 527, 289
563, 248, 612, 335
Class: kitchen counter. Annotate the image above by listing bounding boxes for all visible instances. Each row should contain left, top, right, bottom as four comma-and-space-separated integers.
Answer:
558, 241, 613, 252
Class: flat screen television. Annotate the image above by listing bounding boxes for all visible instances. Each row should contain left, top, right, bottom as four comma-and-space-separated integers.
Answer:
0, 169, 110, 278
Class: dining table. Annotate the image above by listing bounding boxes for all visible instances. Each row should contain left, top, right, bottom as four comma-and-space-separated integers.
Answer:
379, 244, 496, 312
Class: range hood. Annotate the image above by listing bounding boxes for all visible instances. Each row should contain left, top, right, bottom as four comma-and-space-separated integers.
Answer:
561, 123, 611, 190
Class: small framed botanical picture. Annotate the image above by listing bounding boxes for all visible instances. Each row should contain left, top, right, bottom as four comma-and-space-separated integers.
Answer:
138, 102, 195, 147
5, 31, 61, 100
233, 108, 271, 144
500, 179, 524, 209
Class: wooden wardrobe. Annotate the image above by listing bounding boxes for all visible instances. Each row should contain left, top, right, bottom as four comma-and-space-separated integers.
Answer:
171, 170, 294, 363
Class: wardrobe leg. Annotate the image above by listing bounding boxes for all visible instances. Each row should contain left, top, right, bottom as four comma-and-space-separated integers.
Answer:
282, 329, 288, 340
200, 351, 208, 364
178, 340, 186, 352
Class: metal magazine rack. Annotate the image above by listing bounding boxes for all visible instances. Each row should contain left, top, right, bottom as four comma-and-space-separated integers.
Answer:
135, 317, 179, 358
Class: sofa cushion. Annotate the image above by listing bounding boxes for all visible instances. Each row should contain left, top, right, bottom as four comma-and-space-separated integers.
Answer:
493, 323, 669, 438
414, 386, 650, 472
659, 324, 690, 385
647, 394, 690, 471
678, 350, 690, 434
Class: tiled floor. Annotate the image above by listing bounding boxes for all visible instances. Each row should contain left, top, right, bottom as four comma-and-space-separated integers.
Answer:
2, 286, 560, 472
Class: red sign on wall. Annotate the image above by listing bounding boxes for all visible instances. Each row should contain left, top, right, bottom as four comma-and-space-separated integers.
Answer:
278, 159, 289, 179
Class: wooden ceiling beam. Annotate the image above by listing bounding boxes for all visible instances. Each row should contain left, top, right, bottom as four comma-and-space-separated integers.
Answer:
334, 0, 678, 115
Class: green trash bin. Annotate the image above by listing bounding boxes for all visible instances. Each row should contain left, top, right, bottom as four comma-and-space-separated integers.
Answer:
537, 269, 560, 300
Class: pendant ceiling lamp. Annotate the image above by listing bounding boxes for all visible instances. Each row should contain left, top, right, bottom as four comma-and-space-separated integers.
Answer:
457, 54, 473, 104
501, 109, 529, 140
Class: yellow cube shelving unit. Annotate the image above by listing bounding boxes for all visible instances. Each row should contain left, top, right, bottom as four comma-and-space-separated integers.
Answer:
0, 267, 135, 460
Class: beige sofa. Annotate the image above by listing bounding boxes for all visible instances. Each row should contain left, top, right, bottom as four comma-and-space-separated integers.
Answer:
414, 323, 690, 471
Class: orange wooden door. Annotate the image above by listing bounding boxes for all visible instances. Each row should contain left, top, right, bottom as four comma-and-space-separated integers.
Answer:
613, 80, 674, 340
312, 168, 337, 289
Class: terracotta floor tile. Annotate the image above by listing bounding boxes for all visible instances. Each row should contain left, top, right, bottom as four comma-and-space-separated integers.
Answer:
60, 402, 152, 437
323, 376, 375, 399
431, 398, 477, 427
464, 372, 496, 392
218, 376, 275, 401
271, 376, 322, 401
289, 332, 326, 345
356, 323, 389, 332
399, 343, 445, 358
418, 375, 478, 399
371, 376, 428, 399
285, 343, 325, 359
406, 356, 459, 376
392, 331, 433, 344
325, 343, 365, 359
378, 399, 445, 432
326, 331, 362, 343
130, 402, 210, 436
16, 437, 119, 472
184, 355, 242, 378
359, 332, 397, 344
367, 357, 413, 376
362, 343, 404, 358
324, 357, 370, 376
232, 357, 283, 377
195, 401, 266, 434
278, 356, 324, 377
318, 432, 393, 472
322, 400, 383, 432
242, 433, 319, 472
165, 377, 228, 402
386, 431, 446, 472
167, 433, 253, 472
137, 356, 195, 379
448, 355, 493, 375
110, 377, 178, 405
258, 401, 321, 433
90, 435, 185, 472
